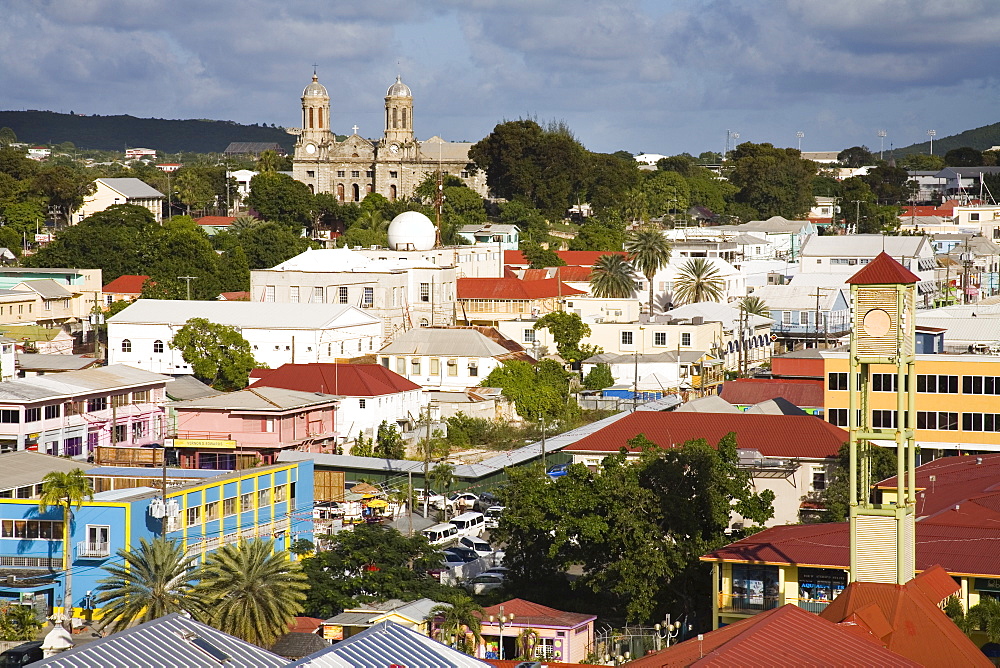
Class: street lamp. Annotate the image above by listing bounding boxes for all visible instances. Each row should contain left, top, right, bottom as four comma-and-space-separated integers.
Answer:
877, 130, 887, 159
489, 607, 515, 660
927, 129, 936, 155
655, 618, 681, 651
795, 131, 804, 152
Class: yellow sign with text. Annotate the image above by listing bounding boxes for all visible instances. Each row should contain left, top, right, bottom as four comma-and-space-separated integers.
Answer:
169, 439, 237, 450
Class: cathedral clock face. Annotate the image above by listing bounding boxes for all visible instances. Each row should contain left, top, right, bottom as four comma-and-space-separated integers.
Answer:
862, 308, 891, 337
305, 143, 316, 154
389, 143, 400, 154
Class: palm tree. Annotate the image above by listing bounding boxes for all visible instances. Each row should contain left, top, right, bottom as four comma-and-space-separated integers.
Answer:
589, 254, 637, 299
95, 537, 205, 632
355, 210, 388, 234
625, 225, 672, 316
256, 149, 280, 174
966, 596, 1000, 642
231, 214, 264, 231
428, 596, 483, 655
673, 258, 725, 304
196, 539, 308, 647
0, 601, 44, 641
739, 295, 770, 318
38, 469, 93, 628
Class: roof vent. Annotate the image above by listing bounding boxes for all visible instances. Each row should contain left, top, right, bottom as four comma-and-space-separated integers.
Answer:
977, 457, 983, 465
955, 504, 961, 511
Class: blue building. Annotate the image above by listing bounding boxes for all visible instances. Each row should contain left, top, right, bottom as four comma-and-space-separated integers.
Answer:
0, 451, 313, 620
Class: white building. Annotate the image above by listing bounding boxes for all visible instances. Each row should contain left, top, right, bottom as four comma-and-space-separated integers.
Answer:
799, 235, 937, 298
250, 247, 456, 341
376, 326, 530, 392
76, 178, 165, 223
107, 299, 382, 374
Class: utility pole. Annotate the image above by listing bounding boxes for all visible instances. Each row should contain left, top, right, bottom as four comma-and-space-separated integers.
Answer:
422, 403, 431, 519
178, 276, 197, 301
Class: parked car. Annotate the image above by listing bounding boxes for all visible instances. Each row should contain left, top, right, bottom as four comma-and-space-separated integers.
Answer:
464, 572, 505, 595
443, 546, 479, 563
546, 463, 571, 479
435, 492, 479, 512
0, 641, 43, 667
484, 505, 505, 529
483, 566, 510, 578
474, 492, 499, 512
459, 535, 493, 558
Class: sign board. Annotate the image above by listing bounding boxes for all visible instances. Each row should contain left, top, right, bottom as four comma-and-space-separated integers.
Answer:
322, 624, 343, 640
167, 438, 237, 450
975, 577, 1000, 593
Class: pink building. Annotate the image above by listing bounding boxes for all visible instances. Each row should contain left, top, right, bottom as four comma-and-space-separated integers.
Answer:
169, 386, 338, 469
476, 599, 596, 663
0, 364, 170, 456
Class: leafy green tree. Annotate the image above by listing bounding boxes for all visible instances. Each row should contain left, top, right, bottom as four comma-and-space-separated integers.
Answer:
837, 146, 875, 167
0, 145, 39, 181
375, 421, 406, 459
246, 172, 312, 227
520, 241, 565, 269
495, 432, 774, 623
656, 154, 699, 177
673, 258, 725, 304
169, 317, 258, 390
0, 601, 43, 641
861, 165, 917, 205
898, 153, 946, 171
500, 200, 549, 246
31, 164, 96, 224
533, 311, 592, 363
585, 152, 642, 214
687, 170, 735, 214
625, 225, 672, 316
819, 442, 897, 523
0, 127, 16, 146
482, 359, 573, 421
642, 170, 690, 221
726, 142, 817, 219
582, 363, 614, 390
95, 537, 204, 632
301, 524, 450, 617
256, 150, 281, 174
174, 168, 216, 215
352, 432, 375, 457
38, 468, 94, 627
429, 462, 455, 495
147, 227, 222, 299
568, 211, 626, 251
589, 253, 637, 299
196, 539, 308, 647
428, 596, 483, 655
944, 146, 983, 167
215, 222, 315, 270
218, 245, 251, 292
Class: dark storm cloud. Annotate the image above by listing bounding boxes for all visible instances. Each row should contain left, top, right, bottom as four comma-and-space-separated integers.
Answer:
1, 0, 998, 154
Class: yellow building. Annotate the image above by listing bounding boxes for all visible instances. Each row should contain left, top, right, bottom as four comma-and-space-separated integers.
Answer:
821, 350, 1000, 456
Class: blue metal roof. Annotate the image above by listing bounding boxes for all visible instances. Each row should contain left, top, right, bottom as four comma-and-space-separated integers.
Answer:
29, 613, 288, 667
290, 620, 490, 668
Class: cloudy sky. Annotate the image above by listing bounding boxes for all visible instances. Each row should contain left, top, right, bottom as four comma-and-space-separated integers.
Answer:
3, 0, 998, 155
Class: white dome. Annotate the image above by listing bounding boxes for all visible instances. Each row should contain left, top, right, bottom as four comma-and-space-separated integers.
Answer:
387, 211, 435, 251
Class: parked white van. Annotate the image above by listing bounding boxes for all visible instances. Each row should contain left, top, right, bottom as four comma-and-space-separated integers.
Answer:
449, 511, 486, 537
422, 522, 459, 545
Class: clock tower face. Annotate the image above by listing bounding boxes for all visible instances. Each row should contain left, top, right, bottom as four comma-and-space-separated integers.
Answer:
388, 143, 400, 154
304, 143, 316, 155
862, 308, 891, 337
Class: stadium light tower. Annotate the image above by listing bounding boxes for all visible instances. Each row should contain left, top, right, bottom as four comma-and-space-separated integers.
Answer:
877, 130, 887, 159
927, 130, 936, 155
796, 131, 804, 152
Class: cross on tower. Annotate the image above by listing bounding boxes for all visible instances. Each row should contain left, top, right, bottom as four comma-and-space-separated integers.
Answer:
312, 63, 318, 75
352, 124, 359, 135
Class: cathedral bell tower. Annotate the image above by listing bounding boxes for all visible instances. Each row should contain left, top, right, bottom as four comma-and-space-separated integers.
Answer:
383, 75, 414, 149
299, 73, 331, 158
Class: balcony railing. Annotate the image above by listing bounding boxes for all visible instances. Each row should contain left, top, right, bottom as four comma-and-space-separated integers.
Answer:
77, 541, 110, 558
718, 593, 832, 614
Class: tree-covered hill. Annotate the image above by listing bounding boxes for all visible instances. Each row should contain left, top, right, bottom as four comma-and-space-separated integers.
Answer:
0, 110, 296, 153
894, 120, 1000, 156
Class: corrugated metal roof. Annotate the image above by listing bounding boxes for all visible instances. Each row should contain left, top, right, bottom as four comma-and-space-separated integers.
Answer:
103, 274, 150, 294
720, 379, 824, 408
478, 599, 594, 629
108, 299, 380, 330
31, 613, 287, 667
252, 363, 421, 397
457, 277, 584, 300
846, 252, 920, 284
97, 177, 165, 199
18, 279, 75, 299
0, 451, 95, 490
800, 235, 928, 259
629, 604, 919, 667
378, 328, 511, 358
0, 364, 171, 402
291, 620, 490, 667
15, 354, 100, 372
170, 386, 338, 412
564, 411, 846, 459
266, 247, 440, 272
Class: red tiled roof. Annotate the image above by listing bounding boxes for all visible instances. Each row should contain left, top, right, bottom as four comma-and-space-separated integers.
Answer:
629, 604, 918, 667
288, 616, 324, 633
504, 250, 527, 265
877, 454, 1000, 518
196, 216, 236, 226
901, 200, 958, 217
846, 251, 920, 285
518, 266, 595, 282
218, 291, 251, 301
477, 599, 594, 629
457, 277, 585, 300
819, 566, 990, 667
486, 662, 593, 668
719, 379, 824, 408
563, 411, 846, 460
103, 274, 150, 295
250, 363, 421, 397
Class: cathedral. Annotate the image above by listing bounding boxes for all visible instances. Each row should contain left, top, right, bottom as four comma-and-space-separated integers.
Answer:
291, 73, 487, 202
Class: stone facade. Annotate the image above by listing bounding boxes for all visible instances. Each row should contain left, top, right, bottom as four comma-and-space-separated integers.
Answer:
291, 74, 487, 201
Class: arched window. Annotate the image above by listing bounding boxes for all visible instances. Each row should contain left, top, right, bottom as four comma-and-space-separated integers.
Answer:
153, 340, 164, 353
392, 107, 398, 129
352, 184, 360, 202
419, 318, 429, 327
308, 107, 314, 129
121, 339, 132, 353
337, 184, 345, 202
389, 184, 397, 201
365, 184, 373, 194
309, 184, 315, 194
402, 107, 408, 129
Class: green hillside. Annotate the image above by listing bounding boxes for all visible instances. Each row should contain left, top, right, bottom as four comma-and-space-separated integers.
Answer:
895, 121, 1000, 156
0, 110, 296, 153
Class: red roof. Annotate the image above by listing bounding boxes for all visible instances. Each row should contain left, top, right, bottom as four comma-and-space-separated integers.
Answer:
486, 662, 592, 668
250, 363, 421, 397
103, 274, 150, 295
218, 291, 251, 301
457, 277, 585, 300
819, 566, 990, 667
287, 616, 324, 633
845, 251, 920, 285
477, 599, 595, 629
629, 604, 918, 667
563, 411, 847, 460
878, 454, 1000, 518
719, 379, 824, 408
196, 216, 236, 226
901, 200, 958, 217
519, 266, 594, 282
